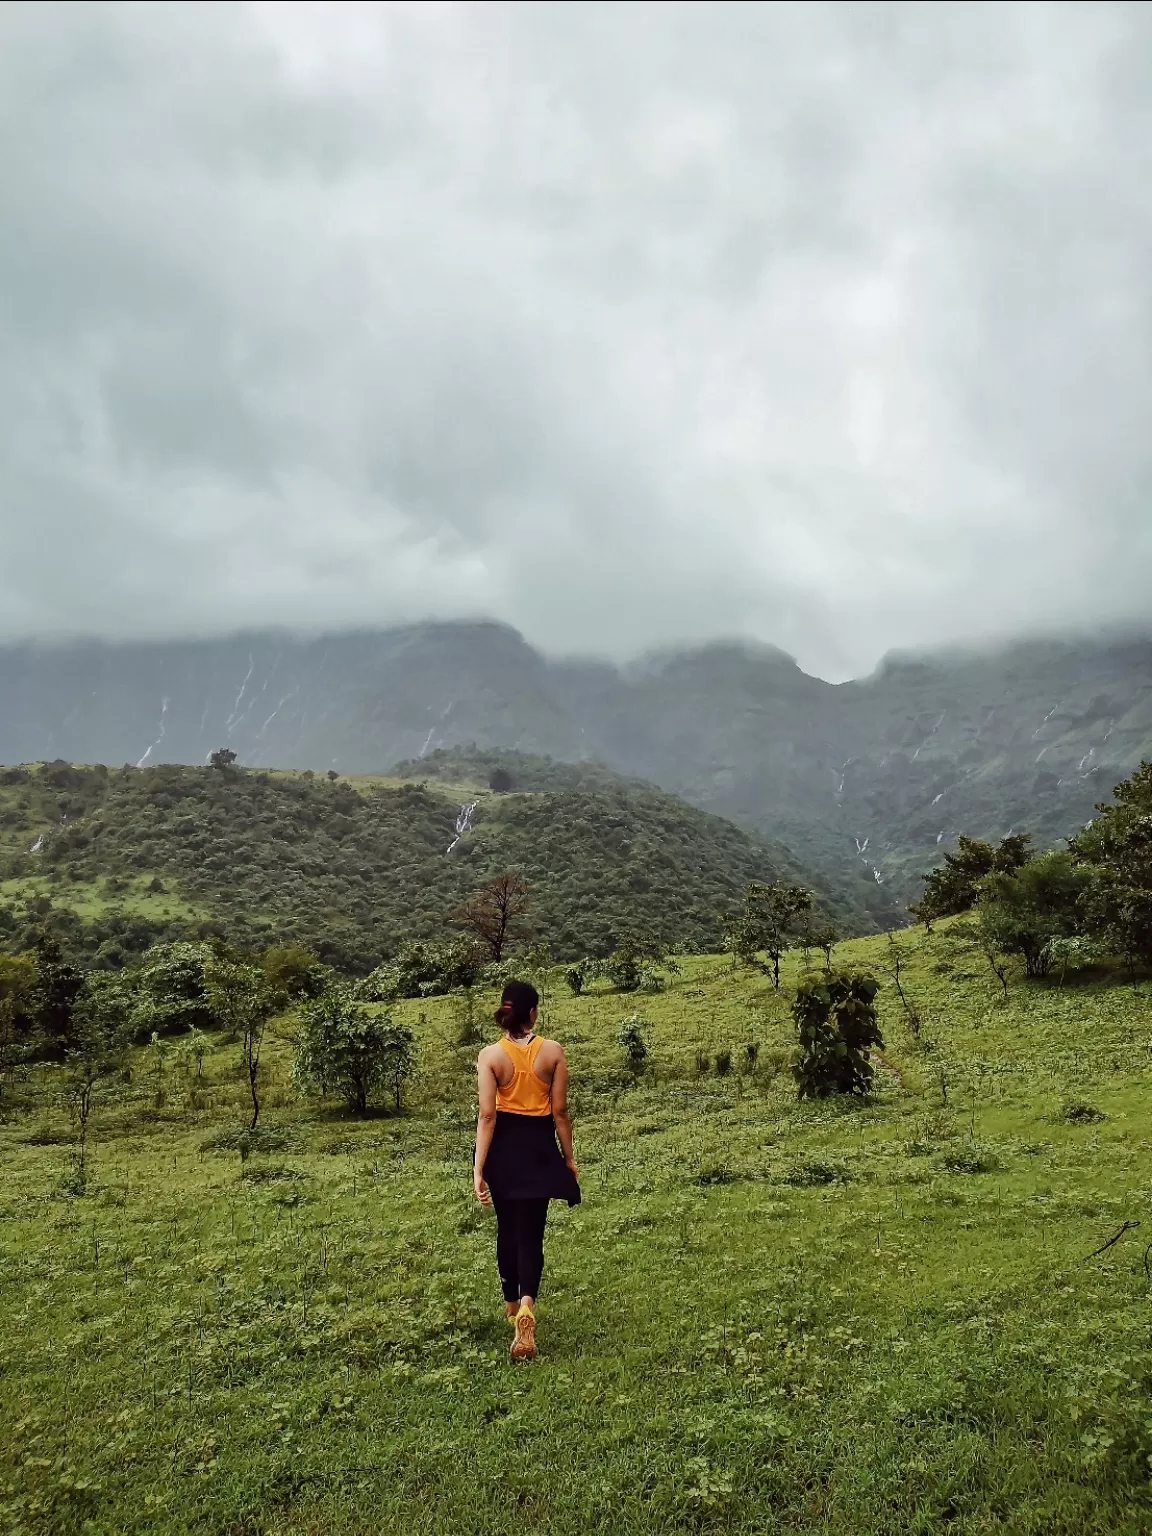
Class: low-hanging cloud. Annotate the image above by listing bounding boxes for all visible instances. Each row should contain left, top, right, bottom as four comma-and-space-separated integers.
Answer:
1, 0, 1150, 680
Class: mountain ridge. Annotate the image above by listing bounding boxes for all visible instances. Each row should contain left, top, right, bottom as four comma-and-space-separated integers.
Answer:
1, 622, 1149, 910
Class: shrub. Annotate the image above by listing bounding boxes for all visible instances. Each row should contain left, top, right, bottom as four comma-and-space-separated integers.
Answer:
784, 1158, 847, 1187
792, 971, 882, 1099
565, 962, 588, 996
131, 942, 217, 1038
452, 987, 483, 1047
695, 1162, 738, 1185
714, 1049, 732, 1077
260, 944, 330, 1000
1062, 1099, 1106, 1125
939, 1144, 998, 1175
616, 1014, 650, 1077
294, 992, 416, 1114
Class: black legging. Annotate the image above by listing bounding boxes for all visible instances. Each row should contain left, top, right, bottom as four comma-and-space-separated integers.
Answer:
492, 1194, 549, 1302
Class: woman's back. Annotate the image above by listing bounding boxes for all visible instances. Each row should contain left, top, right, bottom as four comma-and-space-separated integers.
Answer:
493, 1035, 557, 1116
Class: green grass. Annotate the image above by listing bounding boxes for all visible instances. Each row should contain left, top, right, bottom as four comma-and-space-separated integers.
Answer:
3, 925, 1152, 1533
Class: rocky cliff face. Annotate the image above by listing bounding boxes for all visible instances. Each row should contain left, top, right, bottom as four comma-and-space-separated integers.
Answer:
1, 623, 1149, 908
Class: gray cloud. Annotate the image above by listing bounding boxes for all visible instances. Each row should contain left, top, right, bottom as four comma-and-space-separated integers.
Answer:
1, 0, 1149, 680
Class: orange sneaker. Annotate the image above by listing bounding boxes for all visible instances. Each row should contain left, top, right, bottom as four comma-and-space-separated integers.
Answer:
510, 1302, 536, 1360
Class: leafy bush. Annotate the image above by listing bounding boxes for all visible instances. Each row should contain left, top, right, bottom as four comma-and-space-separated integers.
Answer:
976, 850, 1088, 978
938, 1144, 998, 1175
616, 1014, 650, 1077
1072, 761, 1152, 969
260, 944, 330, 1000
294, 993, 416, 1113
783, 1158, 848, 1186
714, 1049, 732, 1077
131, 942, 217, 1038
1062, 1099, 1106, 1125
792, 971, 882, 1099
695, 1162, 739, 1185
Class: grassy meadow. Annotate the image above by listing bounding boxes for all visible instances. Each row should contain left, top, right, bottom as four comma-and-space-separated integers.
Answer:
3, 924, 1152, 1534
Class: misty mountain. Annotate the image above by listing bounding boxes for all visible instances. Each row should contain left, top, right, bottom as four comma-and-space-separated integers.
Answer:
1, 623, 1149, 910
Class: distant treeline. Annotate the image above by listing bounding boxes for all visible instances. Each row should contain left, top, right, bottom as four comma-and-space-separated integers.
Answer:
0, 757, 838, 971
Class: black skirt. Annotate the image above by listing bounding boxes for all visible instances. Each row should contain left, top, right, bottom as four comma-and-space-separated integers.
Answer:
481, 1112, 581, 1205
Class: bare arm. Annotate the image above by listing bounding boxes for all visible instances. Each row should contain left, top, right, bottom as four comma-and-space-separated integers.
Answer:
473, 1051, 497, 1205
550, 1049, 578, 1176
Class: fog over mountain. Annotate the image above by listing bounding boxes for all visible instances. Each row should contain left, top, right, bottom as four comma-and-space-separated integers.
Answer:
2, 622, 1149, 916
3, 3, 1152, 679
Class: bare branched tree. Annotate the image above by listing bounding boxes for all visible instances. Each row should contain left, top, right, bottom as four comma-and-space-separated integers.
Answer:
451, 872, 533, 962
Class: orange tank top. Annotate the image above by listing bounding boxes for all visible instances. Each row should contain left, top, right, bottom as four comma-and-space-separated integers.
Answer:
495, 1036, 552, 1116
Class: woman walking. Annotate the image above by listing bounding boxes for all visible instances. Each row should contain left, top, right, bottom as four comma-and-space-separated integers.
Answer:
474, 980, 580, 1360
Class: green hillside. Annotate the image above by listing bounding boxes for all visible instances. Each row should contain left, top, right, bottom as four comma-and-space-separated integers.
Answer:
3, 923, 1151, 1533
0, 758, 859, 970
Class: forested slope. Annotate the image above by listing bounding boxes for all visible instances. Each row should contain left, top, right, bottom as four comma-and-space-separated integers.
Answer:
0, 758, 857, 969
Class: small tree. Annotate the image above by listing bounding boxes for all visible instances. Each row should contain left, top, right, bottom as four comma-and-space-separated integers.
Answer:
66, 974, 131, 1188
209, 748, 238, 773
30, 932, 86, 1057
977, 849, 1088, 978
565, 961, 588, 996
207, 959, 278, 1129
294, 992, 416, 1113
725, 882, 813, 989
451, 986, 484, 1047
0, 954, 37, 1095
792, 972, 881, 1099
488, 767, 514, 793
616, 1015, 650, 1078
912, 832, 1032, 925
875, 934, 921, 1036
131, 942, 216, 1037
807, 923, 839, 970
260, 944, 329, 1001
950, 920, 1012, 1001
1070, 761, 1152, 970
451, 872, 532, 962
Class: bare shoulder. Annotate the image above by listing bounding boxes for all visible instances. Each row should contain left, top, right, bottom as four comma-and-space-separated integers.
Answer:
476, 1042, 503, 1068
538, 1037, 567, 1060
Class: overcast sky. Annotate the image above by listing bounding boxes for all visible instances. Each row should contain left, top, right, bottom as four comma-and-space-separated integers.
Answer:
2, 1, 1150, 680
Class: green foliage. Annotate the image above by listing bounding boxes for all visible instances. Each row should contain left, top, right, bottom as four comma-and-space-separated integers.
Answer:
913, 832, 1032, 925
294, 992, 415, 1114
977, 849, 1089, 978
1072, 760, 1152, 968
565, 961, 589, 995
357, 937, 487, 1003
615, 1014, 650, 1077
130, 941, 217, 1038
0, 953, 37, 1071
259, 944, 329, 1001
205, 957, 279, 1129
792, 971, 882, 1098
1062, 1098, 1106, 1124
602, 931, 678, 993
725, 881, 814, 988
0, 759, 844, 969
64, 975, 132, 1186
29, 931, 85, 1057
